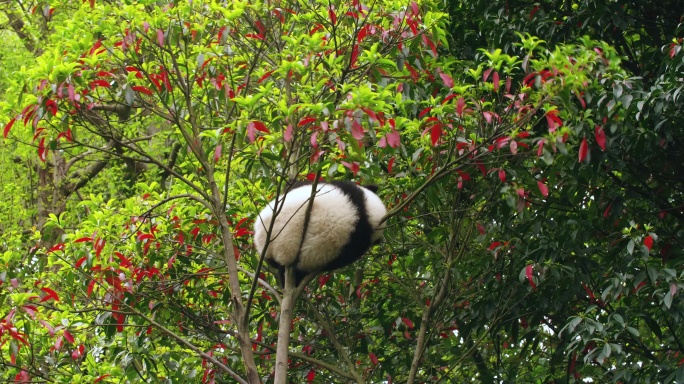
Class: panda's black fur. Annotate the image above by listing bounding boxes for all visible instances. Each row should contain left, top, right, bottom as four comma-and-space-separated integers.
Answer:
253, 180, 387, 287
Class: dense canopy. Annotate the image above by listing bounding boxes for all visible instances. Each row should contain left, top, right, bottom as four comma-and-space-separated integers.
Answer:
1, 0, 683, 383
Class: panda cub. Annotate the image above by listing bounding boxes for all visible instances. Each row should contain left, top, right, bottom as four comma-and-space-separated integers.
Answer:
253, 180, 387, 287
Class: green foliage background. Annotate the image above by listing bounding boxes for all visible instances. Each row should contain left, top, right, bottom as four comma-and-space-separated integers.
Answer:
0, 0, 683, 383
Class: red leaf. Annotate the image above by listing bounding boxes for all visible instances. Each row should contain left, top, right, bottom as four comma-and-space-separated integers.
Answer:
523, 72, 536, 87
125, 66, 144, 78
137, 233, 154, 242
350, 44, 359, 67
328, 7, 336, 24
530, 5, 540, 19
578, 137, 588, 162
63, 330, 74, 343
456, 97, 465, 117
156, 29, 165, 46
477, 223, 485, 235
246, 123, 258, 143
644, 235, 654, 251
214, 145, 222, 163
56, 129, 72, 142
362, 108, 378, 122
284, 124, 293, 142
510, 140, 518, 154
369, 352, 379, 365
483, 111, 498, 124
318, 274, 331, 287
583, 283, 595, 301
525, 265, 537, 289
594, 126, 606, 151
537, 181, 549, 197
537, 139, 545, 157
38, 138, 47, 162
45, 99, 58, 116
437, 69, 453, 88
298, 116, 317, 127
411, 1, 420, 16
310, 131, 318, 148
388, 157, 395, 173
87, 280, 96, 296
402, 317, 415, 329
88, 38, 103, 55
255, 20, 266, 34
603, 203, 612, 218
429, 124, 441, 146
3, 118, 16, 138
351, 120, 364, 140
67, 84, 76, 101
89, 79, 111, 89
75, 257, 87, 268
421, 35, 437, 57
498, 169, 506, 183
476, 162, 487, 176
441, 94, 457, 104
258, 70, 274, 83
545, 110, 562, 132
40, 287, 60, 302
357, 24, 370, 43
483, 68, 493, 82
23, 305, 37, 319
131, 85, 154, 95
55, 335, 63, 350
94, 375, 111, 384
341, 161, 360, 176
252, 120, 269, 133
386, 129, 400, 148
404, 62, 419, 81
74, 237, 92, 243
419, 107, 432, 118
245, 33, 264, 40
40, 320, 55, 336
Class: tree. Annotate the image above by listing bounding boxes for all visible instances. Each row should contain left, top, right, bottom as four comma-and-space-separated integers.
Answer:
440, 1, 684, 382
1, 0, 681, 383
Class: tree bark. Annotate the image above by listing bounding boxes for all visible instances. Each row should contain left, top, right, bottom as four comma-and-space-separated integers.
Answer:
274, 267, 296, 384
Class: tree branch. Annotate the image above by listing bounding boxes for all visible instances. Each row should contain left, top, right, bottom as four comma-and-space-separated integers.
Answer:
307, 300, 365, 384
125, 306, 248, 384
4, 9, 41, 56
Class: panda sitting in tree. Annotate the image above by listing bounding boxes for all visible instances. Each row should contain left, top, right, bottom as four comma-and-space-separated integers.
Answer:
253, 180, 387, 288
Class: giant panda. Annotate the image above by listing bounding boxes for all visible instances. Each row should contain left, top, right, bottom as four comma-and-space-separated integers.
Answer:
253, 180, 387, 287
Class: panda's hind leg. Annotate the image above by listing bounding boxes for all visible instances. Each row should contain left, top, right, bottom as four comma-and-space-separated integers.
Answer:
265, 258, 287, 289
294, 268, 314, 288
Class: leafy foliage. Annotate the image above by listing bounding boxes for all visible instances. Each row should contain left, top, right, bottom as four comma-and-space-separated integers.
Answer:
0, 0, 682, 383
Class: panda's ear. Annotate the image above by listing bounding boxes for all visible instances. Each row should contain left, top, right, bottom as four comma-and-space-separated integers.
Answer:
363, 184, 379, 193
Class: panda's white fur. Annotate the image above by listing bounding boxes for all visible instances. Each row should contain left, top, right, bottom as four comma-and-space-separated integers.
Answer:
253, 181, 386, 286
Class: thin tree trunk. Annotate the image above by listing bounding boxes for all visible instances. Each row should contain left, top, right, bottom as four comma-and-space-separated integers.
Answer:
274, 267, 296, 384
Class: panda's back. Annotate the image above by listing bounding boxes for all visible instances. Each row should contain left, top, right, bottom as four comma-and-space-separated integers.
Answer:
295, 183, 361, 272
255, 183, 358, 271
